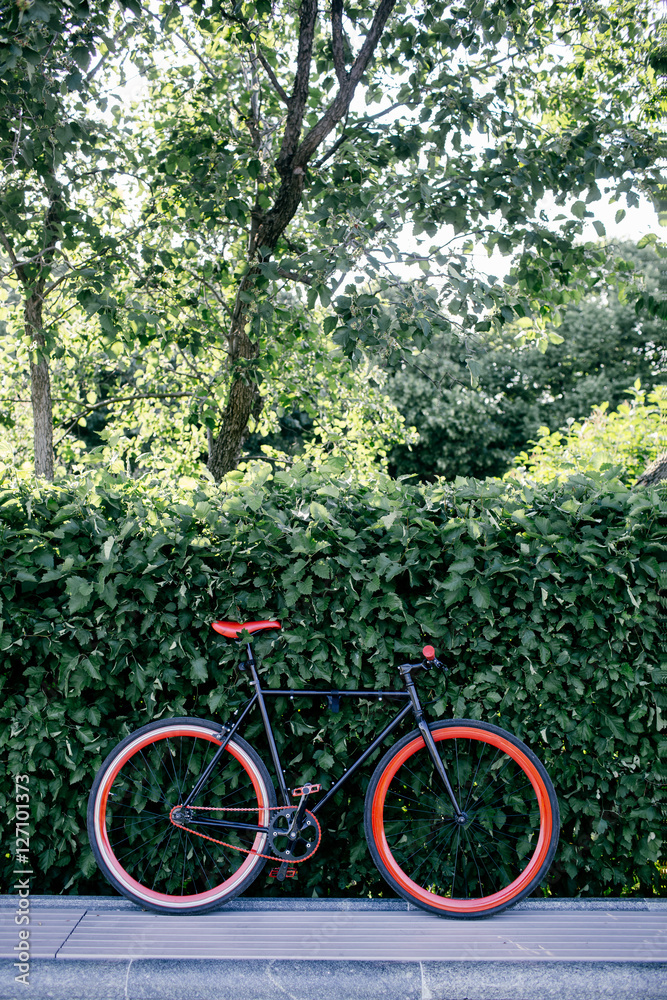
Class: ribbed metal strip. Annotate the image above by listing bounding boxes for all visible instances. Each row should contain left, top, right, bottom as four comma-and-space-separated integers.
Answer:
0, 910, 86, 960
54, 909, 667, 963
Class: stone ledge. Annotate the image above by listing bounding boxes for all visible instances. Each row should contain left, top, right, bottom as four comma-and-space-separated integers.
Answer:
1, 958, 666, 1000
1, 894, 665, 911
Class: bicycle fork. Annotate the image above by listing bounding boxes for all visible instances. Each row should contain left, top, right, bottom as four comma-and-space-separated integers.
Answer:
400, 665, 465, 821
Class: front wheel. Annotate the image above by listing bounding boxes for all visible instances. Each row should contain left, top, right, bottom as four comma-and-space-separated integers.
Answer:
88, 717, 276, 914
364, 719, 559, 918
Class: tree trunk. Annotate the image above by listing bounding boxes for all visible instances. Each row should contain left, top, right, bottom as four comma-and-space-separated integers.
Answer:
206, 277, 261, 480
206, 0, 397, 480
25, 289, 54, 479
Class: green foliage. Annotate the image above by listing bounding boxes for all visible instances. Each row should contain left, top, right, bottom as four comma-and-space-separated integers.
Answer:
0, 301, 414, 478
512, 383, 667, 484
0, 467, 664, 899
387, 243, 667, 483
1, 1, 665, 480
137, 0, 665, 352
0, 0, 153, 340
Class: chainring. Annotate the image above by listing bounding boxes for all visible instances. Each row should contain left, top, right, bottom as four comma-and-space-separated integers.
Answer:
267, 807, 321, 862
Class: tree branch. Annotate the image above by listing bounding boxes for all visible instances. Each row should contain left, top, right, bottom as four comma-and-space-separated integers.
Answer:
0, 247, 47, 282
331, 0, 347, 86
275, 0, 319, 177
314, 102, 409, 168
0, 226, 26, 284
294, 0, 397, 168
255, 44, 289, 104
10, 107, 22, 166
241, 453, 291, 465
258, 0, 396, 256
185, 270, 233, 318
41, 270, 71, 299
175, 30, 217, 79
53, 390, 201, 447
40, 189, 63, 275
86, 25, 131, 82
276, 266, 313, 284
314, 130, 348, 168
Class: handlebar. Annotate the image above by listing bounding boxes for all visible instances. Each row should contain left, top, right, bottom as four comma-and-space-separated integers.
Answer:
422, 645, 446, 670
398, 647, 447, 675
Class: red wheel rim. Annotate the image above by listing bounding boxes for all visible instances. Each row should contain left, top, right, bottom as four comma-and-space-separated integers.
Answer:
371, 726, 553, 914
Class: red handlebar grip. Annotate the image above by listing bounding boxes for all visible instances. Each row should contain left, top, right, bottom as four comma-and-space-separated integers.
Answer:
422, 645, 436, 661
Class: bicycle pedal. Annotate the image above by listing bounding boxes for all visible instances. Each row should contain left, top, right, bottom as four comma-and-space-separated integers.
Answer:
269, 864, 297, 881
291, 783, 322, 797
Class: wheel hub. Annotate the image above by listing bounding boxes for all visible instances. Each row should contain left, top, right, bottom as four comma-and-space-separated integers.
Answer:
170, 807, 192, 824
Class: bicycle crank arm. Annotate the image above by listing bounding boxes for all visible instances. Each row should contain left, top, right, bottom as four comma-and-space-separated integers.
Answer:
290, 782, 321, 833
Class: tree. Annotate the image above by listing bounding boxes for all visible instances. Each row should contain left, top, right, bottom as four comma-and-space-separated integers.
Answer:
2, 1, 664, 481
387, 242, 667, 481
0, 0, 159, 478
0, 277, 415, 478
129, 0, 664, 480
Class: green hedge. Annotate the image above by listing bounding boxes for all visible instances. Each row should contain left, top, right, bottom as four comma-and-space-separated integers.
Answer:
1, 466, 665, 898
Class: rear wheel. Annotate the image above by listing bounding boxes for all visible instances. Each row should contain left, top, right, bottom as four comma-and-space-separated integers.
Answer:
364, 719, 559, 918
88, 717, 276, 913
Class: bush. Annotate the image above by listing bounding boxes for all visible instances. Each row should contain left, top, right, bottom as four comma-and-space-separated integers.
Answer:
511, 383, 667, 485
1, 465, 665, 898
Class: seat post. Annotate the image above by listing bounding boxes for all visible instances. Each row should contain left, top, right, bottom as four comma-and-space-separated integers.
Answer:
246, 642, 255, 666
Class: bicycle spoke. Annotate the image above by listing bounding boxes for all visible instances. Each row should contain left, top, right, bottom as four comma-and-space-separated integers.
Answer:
145, 823, 177, 893
451, 827, 461, 897
108, 812, 166, 834
463, 829, 514, 891
138, 747, 173, 803
180, 829, 188, 897
107, 819, 168, 847
118, 822, 171, 869
467, 746, 503, 801
468, 819, 534, 847
394, 819, 458, 864
463, 828, 484, 898
125, 755, 171, 807
162, 737, 187, 801
407, 823, 460, 878
461, 741, 488, 812
470, 780, 534, 813
471, 752, 515, 799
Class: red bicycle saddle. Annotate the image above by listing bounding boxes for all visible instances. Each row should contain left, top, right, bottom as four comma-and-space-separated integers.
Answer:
212, 619, 281, 638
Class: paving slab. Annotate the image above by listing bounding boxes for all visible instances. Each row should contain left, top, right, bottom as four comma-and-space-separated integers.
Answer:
1, 957, 665, 1000
420, 961, 667, 1000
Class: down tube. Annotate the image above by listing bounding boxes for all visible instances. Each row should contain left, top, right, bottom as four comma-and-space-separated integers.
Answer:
311, 702, 414, 815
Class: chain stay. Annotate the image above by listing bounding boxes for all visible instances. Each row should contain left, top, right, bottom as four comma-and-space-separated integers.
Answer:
168, 805, 321, 864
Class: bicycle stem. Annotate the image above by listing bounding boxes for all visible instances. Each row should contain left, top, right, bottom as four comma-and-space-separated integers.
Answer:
400, 663, 464, 819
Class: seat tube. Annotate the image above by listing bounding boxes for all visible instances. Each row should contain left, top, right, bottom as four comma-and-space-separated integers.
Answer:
247, 646, 290, 805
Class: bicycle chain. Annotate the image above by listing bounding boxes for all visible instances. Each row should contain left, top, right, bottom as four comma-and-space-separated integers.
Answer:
169, 805, 322, 864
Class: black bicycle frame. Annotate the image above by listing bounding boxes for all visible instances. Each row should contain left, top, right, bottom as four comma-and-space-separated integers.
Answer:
182, 643, 464, 831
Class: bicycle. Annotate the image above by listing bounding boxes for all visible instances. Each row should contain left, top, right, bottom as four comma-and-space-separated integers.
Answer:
88, 618, 560, 919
